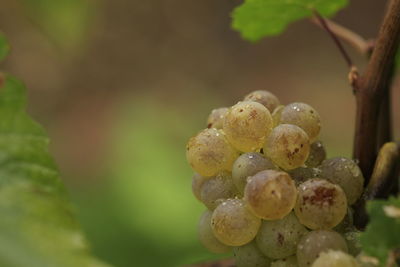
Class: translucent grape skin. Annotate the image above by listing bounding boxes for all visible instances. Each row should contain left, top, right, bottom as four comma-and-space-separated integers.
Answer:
198, 210, 231, 253
271, 255, 298, 267
192, 173, 207, 202
211, 198, 261, 246
256, 212, 308, 259
186, 128, 239, 176
311, 250, 359, 267
272, 105, 284, 127
320, 157, 364, 205
232, 152, 277, 194
223, 101, 273, 152
264, 124, 310, 170
243, 90, 280, 113
245, 170, 297, 220
305, 141, 326, 167
199, 171, 238, 210
295, 179, 347, 230
297, 230, 348, 267
233, 241, 272, 267
207, 107, 229, 129
288, 167, 321, 185
280, 102, 321, 142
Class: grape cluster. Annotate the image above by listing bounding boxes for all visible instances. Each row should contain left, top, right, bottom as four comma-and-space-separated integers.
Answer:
186, 90, 365, 267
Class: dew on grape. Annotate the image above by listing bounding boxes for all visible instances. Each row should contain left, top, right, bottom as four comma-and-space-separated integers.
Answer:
207, 107, 229, 129
305, 141, 326, 167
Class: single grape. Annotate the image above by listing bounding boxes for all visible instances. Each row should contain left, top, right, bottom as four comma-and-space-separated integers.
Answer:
256, 212, 308, 259
207, 107, 228, 129
297, 230, 348, 267
223, 101, 273, 152
211, 198, 261, 246
186, 128, 239, 176
192, 173, 207, 201
198, 210, 231, 253
232, 152, 277, 194
280, 103, 321, 142
288, 167, 321, 185
333, 208, 354, 233
344, 230, 362, 256
295, 179, 347, 230
264, 124, 310, 170
271, 255, 298, 267
245, 170, 297, 220
305, 141, 326, 167
233, 241, 272, 267
311, 250, 359, 267
272, 105, 284, 127
200, 171, 238, 210
320, 157, 364, 205
243, 90, 280, 113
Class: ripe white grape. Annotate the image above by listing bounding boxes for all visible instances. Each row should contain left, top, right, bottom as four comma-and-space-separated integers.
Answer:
305, 141, 326, 167
223, 101, 273, 152
280, 103, 321, 142
233, 241, 272, 267
272, 105, 284, 127
186, 128, 239, 176
243, 90, 280, 113
311, 250, 359, 267
271, 255, 298, 267
244, 170, 297, 220
198, 210, 231, 253
264, 124, 310, 170
232, 152, 276, 194
200, 171, 238, 210
211, 198, 261, 246
192, 173, 207, 202
320, 157, 364, 205
207, 107, 228, 129
297, 230, 348, 267
294, 179, 347, 230
256, 212, 308, 259
288, 167, 321, 185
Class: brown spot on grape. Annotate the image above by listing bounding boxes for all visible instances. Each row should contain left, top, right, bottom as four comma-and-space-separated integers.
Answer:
294, 148, 299, 153
239, 109, 243, 112
277, 233, 284, 245
207, 123, 212, 128
303, 186, 336, 206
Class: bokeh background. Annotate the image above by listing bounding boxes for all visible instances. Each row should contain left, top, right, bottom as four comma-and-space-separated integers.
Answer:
0, 0, 399, 266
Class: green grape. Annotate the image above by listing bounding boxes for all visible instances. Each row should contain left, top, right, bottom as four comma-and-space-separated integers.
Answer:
233, 241, 272, 267
344, 230, 362, 256
305, 141, 326, 167
356, 253, 379, 267
256, 212, 308, 259
264, 124, 310, 170
192, 173, 207, 202
243, 90, 280, 113
333, 208, 354, 233
198, 210, 231, 253
288, 167, 321, 185
186, 128, 239, 176
207, 107, 228, 129
223, 101, 273, 152
200, 171, 238, 210
272, 105, 284, 127
294, 179, 347, 230
297, 230, 348, 267
311, 250, 359, 267
280, 103, 321, 142
245, 170, 297, 220
232, 152, 277, 194
271, 255, 298, 267
211, 198, 261, 246
320, 157, 364, 205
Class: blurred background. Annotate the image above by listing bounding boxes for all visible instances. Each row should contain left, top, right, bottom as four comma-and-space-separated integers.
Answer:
0, 0, 398, 266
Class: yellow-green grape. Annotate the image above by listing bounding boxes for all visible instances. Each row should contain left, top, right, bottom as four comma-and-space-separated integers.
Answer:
243, 90, 280, 113
305, 141, 326, 167
192, 173, 208, 202
264, 124, 310, 170
271, 255, 298, 267
207, 107, 228, 129
320, 157, 364, 205
232, 152, 277, 194
186, 128, 239, 176
198, 210, 231, 253
256, 212, 308, 259
211, 198, 261, 246
245, 170, 297, 220
233, 241, 272, 267
223, 101, 273, 152
288, 167, 321, 185
297, 230, 348, 267
356, 253, 379, 267
333, 208, 354, 233
200, 172, 238, 210
295, 179, 347, 230
311, 250, 359, 267
344, 230, 362, 256
272, 105, 284, 127
280, 103, 321, 142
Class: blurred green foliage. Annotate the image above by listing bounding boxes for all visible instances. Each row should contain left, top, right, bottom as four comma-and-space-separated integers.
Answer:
0, 32, 9, 61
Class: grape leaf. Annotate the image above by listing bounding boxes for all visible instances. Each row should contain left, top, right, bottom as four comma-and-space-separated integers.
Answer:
232, 0, 348, 42
359, 197, 400, 266
0, 74, 111, 267
0, 33, 9, 62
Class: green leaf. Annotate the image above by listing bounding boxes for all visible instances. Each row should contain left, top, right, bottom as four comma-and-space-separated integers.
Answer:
359, 197, 400, 266
0, 74, 111, 267
232, 0, 348, 42
0, 32, 10, 62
